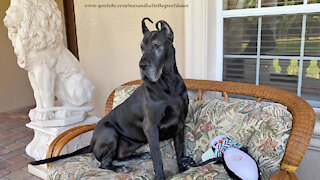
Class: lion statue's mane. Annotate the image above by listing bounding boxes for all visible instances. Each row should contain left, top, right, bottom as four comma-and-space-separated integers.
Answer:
7, 0, 63, 69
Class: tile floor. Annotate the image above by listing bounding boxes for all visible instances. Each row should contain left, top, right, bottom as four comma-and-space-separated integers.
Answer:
0, 107, 42, 180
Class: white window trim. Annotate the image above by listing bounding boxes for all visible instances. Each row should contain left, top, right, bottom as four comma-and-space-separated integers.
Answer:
184, 0, 320, 150
184, 0, 223, 81
223, 3, 320, 18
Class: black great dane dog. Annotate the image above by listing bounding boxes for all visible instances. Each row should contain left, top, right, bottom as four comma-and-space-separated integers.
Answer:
31, 18, 189, 180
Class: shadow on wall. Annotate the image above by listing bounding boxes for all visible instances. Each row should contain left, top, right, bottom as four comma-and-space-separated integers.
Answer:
0, 0, 34, 112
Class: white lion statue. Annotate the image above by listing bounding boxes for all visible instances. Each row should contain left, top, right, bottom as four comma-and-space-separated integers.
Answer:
4, 0, 94, 122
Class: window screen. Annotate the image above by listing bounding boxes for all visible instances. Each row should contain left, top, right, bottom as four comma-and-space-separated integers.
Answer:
222, 0, 320, 107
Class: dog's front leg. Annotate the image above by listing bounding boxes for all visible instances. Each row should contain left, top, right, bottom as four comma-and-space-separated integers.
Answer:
174, 128, 186, 173
143, 110, 165, 180
144, 126, 165, 180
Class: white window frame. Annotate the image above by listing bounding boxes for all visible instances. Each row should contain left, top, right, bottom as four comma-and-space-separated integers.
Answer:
184, 0, 320, 150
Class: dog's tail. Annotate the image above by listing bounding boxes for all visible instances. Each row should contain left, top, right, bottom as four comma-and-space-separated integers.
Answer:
30, 145, 91, 165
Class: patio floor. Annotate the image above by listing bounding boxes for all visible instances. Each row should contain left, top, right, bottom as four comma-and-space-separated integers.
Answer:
0, 107, 41, 180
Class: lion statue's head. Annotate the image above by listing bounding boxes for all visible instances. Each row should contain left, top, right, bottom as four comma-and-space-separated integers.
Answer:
3, 0, 63, 69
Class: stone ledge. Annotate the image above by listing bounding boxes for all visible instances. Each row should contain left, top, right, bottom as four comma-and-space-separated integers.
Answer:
28, 164, 47, 180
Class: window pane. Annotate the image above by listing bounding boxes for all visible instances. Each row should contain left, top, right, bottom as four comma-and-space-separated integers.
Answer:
261, 0, 303, 7
223, 58, 256, 84
308, 0, 320, 4
224, 17, 258, 55
260, 59, 298, 94
305, 13, 320, 57
223, 0, 257, 10
261, 15, 303, 56
302, 60, 320, 102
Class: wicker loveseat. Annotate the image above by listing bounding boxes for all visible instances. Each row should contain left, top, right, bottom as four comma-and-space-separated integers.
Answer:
46, 79, 315, 180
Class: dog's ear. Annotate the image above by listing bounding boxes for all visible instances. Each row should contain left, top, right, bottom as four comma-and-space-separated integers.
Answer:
156, 20, 174, 42
142, 17, 153, 34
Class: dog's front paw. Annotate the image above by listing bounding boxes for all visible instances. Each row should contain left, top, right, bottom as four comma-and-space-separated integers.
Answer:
115, 166, 132, 173
178, 156, 197, 172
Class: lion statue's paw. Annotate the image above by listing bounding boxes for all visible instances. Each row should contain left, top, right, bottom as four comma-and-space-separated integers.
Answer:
55, 110, 71, 119
29, 110, 55, 121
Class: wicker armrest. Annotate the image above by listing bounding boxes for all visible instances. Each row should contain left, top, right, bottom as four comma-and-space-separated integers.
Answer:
46, 124, 96, 166
271, 170, 298, 180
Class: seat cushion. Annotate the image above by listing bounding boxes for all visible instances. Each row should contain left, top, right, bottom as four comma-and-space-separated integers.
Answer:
48, 153, 233, 180
48, 153, 179, 180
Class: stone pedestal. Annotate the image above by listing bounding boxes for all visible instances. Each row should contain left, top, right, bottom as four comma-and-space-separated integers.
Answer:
26, 115, 100, 160
26, 115, 100, 179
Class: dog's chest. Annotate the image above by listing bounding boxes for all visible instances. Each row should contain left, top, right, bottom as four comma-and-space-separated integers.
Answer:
158, 98, 186, 140
159, 119, 179, 140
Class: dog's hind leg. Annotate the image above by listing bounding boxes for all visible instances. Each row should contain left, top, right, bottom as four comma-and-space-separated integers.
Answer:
117, 137, 144, 160
99, 149, 133, 174
92, 124, 133, 173
91, 124, 118, 170
118, 152, 151, 161
100, 153, 133, 174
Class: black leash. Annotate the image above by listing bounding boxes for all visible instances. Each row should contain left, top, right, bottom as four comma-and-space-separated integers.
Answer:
179, 156, 222, 168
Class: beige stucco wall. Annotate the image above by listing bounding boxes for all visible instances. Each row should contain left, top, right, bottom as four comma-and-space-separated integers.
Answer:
74, 0, 186, 117
0, 0, 34, 112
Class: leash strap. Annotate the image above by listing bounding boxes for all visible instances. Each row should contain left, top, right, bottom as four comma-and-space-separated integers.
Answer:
180, 156, 221, 168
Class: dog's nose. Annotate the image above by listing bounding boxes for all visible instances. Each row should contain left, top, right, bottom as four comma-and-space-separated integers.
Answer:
139, 61, 148, 69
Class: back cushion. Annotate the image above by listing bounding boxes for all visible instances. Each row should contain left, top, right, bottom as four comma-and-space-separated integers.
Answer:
113, 84, 140, 109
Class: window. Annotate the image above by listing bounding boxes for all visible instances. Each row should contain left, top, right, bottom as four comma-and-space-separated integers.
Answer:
222, 0, 320, 107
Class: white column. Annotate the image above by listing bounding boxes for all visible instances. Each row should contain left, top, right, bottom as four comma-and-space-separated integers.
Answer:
185, 0, 223, 81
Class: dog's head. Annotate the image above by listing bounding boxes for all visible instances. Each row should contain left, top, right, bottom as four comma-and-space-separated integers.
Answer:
139, 18, 175, 82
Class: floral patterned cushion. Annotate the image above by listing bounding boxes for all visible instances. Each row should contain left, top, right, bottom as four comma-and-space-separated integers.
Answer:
48, 85, 292, 180
113, 85, 140, 109
171, 164, 232, 180
48, 153, 179, 180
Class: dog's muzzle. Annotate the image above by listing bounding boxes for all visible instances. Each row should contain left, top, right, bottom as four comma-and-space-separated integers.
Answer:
139, 61, 163, 82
